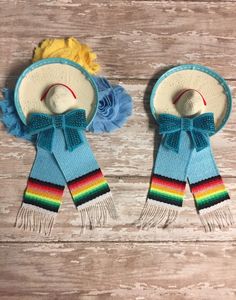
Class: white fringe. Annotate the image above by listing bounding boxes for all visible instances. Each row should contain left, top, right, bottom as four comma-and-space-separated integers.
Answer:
136, 199, 180, 230
77, 192, 118, 233
15, 203, 56, 236
199, 203, 234, 232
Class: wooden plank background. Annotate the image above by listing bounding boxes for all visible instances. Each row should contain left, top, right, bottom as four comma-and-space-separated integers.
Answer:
0, 0, 236, 299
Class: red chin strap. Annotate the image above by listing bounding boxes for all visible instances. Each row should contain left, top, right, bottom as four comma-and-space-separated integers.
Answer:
40, 83, 77, 101
173, 89, 207, 106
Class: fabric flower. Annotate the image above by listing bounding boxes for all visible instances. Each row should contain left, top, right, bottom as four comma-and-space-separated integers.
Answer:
0, 89, 34, 141
33, 37, 100, 75
88, 77, 132, 133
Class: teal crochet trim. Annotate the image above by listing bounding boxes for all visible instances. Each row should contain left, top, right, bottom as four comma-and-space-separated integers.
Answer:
150, 64, 232, 134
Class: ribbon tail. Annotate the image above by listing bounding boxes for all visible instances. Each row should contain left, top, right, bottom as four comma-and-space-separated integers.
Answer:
163, 131, 181, 153
64, 128, 83, 152
37, 128, 54, 152
191, 177, 233, 231
191, 130, 210, 152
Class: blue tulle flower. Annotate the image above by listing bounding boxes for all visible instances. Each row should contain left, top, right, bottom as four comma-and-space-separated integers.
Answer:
88, 76, 132, 133
0, 88, 34, 141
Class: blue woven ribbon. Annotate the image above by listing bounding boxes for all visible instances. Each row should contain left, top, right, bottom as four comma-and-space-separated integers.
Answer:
27, 109, 87, 152
159, 113, 215, 153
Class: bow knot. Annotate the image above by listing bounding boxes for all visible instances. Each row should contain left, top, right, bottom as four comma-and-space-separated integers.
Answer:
159, 113, 215, 153
53, 115, 64, 129
181, 118, 192, 131
27, 109, 87, 152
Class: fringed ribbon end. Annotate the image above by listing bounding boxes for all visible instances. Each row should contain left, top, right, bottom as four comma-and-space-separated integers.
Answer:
136, 199, 180, 230
15, 203, 56, 236
77, 192, 118, 232
199, 201, 234, 232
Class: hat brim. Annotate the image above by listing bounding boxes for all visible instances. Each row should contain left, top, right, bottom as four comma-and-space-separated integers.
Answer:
150, 64, 232, 133
14, 58, 98, 126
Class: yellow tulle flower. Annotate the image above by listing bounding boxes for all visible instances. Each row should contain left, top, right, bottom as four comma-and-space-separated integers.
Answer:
33, 37, 100, 74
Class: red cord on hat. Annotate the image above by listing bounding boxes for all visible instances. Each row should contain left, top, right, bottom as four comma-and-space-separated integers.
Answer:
173, 89, 207, 106
40, 83, 77, 101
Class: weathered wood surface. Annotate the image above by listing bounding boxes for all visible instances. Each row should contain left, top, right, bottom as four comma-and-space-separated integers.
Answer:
1, 1, 236, 80
1, 242, 236, 300
1, 0, 236, 299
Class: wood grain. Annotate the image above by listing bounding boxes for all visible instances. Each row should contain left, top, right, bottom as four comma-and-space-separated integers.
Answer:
0, 1, 236, 80
1, 0, 236, 298
1, 242, 236, 300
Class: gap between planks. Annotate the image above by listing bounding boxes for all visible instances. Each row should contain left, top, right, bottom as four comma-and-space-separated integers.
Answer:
1, 240, 236, 244
133, 0, 236, 2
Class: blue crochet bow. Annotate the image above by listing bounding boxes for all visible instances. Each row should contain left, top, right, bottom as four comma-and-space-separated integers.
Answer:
27, 109, 87, 152
158, 113, 215, 153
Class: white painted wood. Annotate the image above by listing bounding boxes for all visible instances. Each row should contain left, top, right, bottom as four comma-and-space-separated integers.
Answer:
1, 1, 236, 297
1, 242, 236, 300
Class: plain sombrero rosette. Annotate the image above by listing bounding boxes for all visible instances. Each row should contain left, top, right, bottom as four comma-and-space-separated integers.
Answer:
150, 64, 232, 133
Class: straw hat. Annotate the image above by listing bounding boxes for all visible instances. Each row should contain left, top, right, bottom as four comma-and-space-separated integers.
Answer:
150, 64, 232, 133
14, 57, 98, 125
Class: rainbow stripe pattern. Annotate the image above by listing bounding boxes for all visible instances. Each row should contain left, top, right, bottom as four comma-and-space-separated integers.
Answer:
23, 177, 64, 212
190, 175, 230, 210
148, 174, 186, 207
68, 168, 110, 207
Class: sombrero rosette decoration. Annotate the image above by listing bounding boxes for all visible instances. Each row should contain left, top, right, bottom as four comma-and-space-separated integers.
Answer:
0, 37, 132, 236
137, 64, 233, 231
